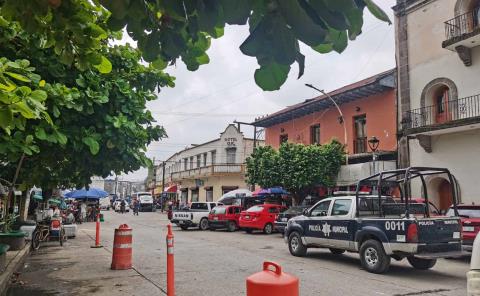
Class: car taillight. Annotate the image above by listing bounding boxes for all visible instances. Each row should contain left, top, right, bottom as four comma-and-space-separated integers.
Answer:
407, 223, 418, 243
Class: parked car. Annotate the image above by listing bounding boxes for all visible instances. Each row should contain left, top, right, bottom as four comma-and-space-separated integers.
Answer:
274, 197, 322, 234
113, 200, 130, 212
171, 202, 220, 230
208, 205, 242, 232
239, 204, 287, 234
285, 167, 463, 274
446, 204, 480, 252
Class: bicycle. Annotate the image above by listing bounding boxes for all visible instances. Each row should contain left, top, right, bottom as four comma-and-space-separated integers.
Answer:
31, 219, 66, 251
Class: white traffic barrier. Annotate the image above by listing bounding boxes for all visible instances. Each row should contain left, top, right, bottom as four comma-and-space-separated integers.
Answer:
468, 233, 480, 296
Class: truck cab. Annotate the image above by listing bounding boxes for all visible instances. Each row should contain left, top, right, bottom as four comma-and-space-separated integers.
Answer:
285, 167, 463, 274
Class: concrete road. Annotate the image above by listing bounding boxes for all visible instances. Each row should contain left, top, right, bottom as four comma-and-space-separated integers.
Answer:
8, 211, 470, 296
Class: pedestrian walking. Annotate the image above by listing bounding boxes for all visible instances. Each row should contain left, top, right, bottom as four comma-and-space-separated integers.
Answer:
120, 199, 126, 214
133, 199, 140, 216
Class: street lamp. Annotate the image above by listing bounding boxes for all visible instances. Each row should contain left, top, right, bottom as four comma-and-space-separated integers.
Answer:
368, 136, 380, 174
305, 83, 348, 165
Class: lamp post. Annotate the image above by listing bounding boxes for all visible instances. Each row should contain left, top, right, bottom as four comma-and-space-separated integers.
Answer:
367, 136, 380, 174
305, 83, 348, 165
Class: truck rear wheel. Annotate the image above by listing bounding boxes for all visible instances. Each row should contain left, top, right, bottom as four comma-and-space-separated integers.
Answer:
199, 218, 209, 231
227, 221, 237, 232
407, 257, 437, 270
288, 231, 307, 257
359, 239, 390, 274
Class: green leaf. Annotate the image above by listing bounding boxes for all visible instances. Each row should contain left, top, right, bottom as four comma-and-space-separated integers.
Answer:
55, 130, 68, 145
312, 44, 333, 54
151, 58, 167, 70
82, 136, 100, 155
363, 0, 392, 25
12, 102, 36, 118
254, 62, 290, 91
196, 53, 210, 65
295, 52, 305, 79
220, 0, 251, 25
0, 108, 13, 129
26, 135, 34, 144
35, 127, 47, 140
39, 80, 46, 87
30, 90, 48, 102
93, 56, 112, 74
5, 72, 31, 83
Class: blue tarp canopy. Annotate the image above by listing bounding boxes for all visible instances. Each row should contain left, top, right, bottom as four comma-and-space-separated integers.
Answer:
65, 188, 108, 199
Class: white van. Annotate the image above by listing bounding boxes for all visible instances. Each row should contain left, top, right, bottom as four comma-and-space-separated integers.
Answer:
133, 192, 155, 212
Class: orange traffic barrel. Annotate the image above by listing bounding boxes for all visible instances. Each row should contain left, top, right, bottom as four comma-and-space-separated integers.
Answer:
246, 261, 299, 296
111, 224, 132, 270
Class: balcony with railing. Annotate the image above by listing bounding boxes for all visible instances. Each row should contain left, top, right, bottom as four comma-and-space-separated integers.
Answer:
170, 164, 245, 181
402, 94, 480, 133
443, 7, 480, 52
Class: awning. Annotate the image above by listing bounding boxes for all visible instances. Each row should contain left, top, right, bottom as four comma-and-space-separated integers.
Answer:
164, 185, 178, 193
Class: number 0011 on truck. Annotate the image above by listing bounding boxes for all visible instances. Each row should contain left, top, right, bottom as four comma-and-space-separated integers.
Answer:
285, 167, 464, 274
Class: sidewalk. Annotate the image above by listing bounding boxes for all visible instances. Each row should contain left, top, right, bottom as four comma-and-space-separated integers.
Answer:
6, 220, 165, 296
0, 243, 30, 296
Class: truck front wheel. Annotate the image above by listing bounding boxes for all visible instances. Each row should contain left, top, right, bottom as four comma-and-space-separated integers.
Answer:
359, 239, 390, 274
288, 231, 307, 257
407, 257, 437, 270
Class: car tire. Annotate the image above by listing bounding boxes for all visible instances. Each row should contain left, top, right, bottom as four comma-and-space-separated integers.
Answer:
288, 231, 307, 257
199, 218, 209, 231
227, 221, 237, 232
329, 248, 345, 255
407, 257, 437, 270
180, 225, 188, 231
263, 223, 273, 234
359, 239, 390, 274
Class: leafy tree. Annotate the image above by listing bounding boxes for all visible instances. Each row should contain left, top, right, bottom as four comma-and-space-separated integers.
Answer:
0, 0, 390, 91
246, 140, 345, 204
0, 20, 173, 190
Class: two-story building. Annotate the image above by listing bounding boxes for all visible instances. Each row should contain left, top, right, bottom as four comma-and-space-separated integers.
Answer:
253, 69, 398, 189
155, 124, 263, 204
395, 0, 480, 210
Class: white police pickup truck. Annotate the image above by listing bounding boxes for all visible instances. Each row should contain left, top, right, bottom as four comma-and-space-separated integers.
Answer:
171, 202, 220, 230
285, 167, 464, 274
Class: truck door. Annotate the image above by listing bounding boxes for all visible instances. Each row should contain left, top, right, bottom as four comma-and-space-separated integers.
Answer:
326, 199, 355, 250
304, 199, 332, 245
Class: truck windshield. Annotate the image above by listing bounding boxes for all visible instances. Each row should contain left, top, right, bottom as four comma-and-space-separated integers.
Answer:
191, 203, 208, 210
247, 205, 264, 212
211, 207, 226, 214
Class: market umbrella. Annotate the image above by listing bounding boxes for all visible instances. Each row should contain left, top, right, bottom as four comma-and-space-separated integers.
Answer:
254, 187, 289, 196
218, 189, 252, 205
65, 188, 108, 199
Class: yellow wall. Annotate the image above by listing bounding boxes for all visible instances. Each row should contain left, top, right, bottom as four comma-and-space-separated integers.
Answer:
178, 175, 249, 202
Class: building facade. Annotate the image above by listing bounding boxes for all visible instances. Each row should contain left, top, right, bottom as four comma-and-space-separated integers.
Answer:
395, 0, 480, 210
155, 124, 263, 203
254, 70, 398, 187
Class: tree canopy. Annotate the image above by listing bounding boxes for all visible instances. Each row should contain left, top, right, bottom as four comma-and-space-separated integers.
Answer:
246, 140, 345, 204
0, 0, 388, 190
0, 20, 172, 190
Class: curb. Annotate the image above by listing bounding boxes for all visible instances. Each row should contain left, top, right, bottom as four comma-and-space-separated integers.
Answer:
0, 243, 31, 296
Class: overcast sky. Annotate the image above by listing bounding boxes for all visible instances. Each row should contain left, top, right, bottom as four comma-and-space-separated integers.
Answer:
121, 0, 396, 182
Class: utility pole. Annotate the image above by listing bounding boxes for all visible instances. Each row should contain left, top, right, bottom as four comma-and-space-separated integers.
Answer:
305, 83, 349, 165
114, 175, 118, 197
161, 161, 166, 192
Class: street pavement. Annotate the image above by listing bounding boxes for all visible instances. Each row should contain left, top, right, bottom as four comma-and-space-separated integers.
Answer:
7, 211, 470, 296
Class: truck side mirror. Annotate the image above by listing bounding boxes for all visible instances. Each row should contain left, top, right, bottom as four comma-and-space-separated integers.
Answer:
302, 208, 309, 216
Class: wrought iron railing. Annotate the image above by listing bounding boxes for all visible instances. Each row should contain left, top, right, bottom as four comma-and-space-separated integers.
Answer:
170, 164, 245, 180
444, 7, 480, 41
353, 137, 367, 154
403, 94, 480, 129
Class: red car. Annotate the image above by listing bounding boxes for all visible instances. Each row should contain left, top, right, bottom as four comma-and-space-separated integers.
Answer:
447, 204, 480, 252
239, 204, 287, 234
208, 205, 242, 232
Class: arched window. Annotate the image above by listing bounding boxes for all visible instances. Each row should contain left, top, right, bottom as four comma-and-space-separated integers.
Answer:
420, 78, 458, 125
